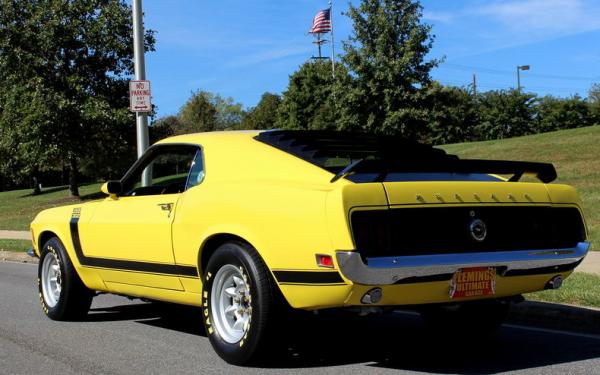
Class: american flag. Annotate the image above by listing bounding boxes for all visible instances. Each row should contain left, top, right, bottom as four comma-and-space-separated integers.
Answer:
309, 8, 331, 34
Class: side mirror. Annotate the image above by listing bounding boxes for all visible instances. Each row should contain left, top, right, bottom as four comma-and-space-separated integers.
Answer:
101, 181, 122, 198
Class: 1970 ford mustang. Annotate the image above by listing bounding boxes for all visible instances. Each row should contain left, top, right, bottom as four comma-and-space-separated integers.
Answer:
31, 130, 589, 364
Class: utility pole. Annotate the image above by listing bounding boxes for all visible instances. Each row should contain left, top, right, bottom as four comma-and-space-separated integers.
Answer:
313, 34, 326, 59
472, 73, 477, 96
516, 65, 530, 92
132, 0, 151, 186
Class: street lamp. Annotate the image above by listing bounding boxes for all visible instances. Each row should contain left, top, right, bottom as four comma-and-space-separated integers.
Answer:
516, 65, 530, 92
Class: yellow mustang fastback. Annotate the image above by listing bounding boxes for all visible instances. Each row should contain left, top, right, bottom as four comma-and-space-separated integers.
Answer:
31, 130, 589, 364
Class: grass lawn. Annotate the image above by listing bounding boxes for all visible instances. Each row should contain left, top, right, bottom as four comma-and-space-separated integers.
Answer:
526, 272, 600, 309
443, 125, 600, 250
0, 239, 31, 252
0, 183, 103, 231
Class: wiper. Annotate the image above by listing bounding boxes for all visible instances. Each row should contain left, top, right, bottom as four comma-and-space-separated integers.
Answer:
330, 159, 365, 183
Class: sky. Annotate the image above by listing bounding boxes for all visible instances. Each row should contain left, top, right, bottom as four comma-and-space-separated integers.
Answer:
143, 0, 600, 118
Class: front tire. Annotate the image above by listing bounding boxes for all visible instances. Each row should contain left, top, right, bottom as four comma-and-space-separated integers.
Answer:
202, 242, 276, 365
38, 237, 93, 320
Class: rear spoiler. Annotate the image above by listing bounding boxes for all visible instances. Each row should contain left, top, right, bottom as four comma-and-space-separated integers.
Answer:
331, 158, 557, 183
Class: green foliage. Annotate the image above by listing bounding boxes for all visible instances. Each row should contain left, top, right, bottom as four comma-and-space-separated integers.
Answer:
276, 61, 347, 130
150, 115, 178, 143
0, 83, 60, 189
175, 90, 243, 134
588, 83, 600, 121
0, 0, 155, 195
425, 82, 478, 144
241, 93, 281, 130
336, 0, 440, 138
0, 239, 31, 253
475, 89, 537, 140
537, 95, 594, 133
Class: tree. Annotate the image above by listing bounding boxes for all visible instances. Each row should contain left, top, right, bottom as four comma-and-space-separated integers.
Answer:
336, 0, 440, 138
537, 95, 594, 133
276, 61, 348, 130
150, 115, 179, 143
588, 83, 600, 123
0, 0, 155, 195
476, 90, 537, 140
0, 83, 60, 193
177, 90, 243, 134
241, 93, 281, 130
425, 82, 478, 144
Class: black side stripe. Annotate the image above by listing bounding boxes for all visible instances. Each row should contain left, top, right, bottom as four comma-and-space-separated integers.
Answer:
69, 216, 198, 278
273, 270, 345, 285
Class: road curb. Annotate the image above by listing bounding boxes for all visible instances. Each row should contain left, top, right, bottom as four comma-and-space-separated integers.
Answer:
509, 300, 600, 335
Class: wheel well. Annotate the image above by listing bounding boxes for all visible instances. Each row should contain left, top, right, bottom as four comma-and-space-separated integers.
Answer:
199, 234, 252, 277
38, 231, 58, 250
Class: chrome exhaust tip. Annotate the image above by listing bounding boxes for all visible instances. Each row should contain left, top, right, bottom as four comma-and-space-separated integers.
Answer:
361, 287, 383, 304
545, 275, 563, 290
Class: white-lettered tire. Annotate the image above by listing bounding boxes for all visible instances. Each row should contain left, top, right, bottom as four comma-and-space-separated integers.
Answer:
202, 241, 277, 365
38, 237, 93, 320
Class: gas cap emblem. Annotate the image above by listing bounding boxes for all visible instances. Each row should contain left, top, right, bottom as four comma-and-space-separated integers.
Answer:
469, 218, 487, 242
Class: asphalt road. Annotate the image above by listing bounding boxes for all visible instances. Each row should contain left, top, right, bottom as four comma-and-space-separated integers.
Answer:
1, 261, 600, 375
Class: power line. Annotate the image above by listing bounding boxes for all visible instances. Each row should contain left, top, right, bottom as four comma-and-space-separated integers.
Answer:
440, 63, 598, 81
436, 79, 589, 94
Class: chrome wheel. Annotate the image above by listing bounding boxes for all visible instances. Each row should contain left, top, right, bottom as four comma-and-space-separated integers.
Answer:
41, 252, 62, 308
210, 264, 252, 344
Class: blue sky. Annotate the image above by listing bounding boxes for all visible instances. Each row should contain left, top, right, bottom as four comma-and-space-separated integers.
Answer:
143, 0, 600, 117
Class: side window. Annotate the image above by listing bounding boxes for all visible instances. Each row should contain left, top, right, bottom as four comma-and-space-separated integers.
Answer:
185, 150, 205, 190
121, 146, 200, 196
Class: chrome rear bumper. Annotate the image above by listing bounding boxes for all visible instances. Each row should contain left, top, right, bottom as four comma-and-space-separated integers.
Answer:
336, 242, 590, 285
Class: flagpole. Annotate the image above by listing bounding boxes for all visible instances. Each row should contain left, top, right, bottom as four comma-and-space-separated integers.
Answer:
329, 0, 335, 78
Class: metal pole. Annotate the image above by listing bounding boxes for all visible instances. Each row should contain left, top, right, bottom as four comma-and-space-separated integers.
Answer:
317, 34, 322, 58
516, 66, 521, 92
132, 0, 151, 186
329, 1, 335, 78
472, 73, 477, 96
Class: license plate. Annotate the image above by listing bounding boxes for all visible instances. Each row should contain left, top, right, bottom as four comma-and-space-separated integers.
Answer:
449, 267, 496, 299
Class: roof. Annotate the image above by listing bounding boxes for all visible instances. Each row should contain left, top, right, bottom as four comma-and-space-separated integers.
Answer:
155, 130, 262, 146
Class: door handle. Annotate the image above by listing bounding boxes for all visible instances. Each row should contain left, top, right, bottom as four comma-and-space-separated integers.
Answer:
158, 203, 173, 212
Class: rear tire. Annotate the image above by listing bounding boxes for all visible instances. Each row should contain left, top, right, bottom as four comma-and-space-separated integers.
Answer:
201, 241, 277, 365
38, 237, 93, 320
420, 299, 510, 338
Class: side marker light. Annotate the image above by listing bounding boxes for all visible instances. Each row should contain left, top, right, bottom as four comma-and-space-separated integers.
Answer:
316, 254, 334, 268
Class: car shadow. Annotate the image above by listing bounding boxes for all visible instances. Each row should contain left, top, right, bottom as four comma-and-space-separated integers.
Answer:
87, 301, 600, 373
88, 302, 206, 337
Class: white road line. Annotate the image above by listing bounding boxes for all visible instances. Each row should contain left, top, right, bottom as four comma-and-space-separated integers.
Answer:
504, 323, 600, 341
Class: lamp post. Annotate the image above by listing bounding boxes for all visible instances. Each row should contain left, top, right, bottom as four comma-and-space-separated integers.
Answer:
516, 65, 530, 92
